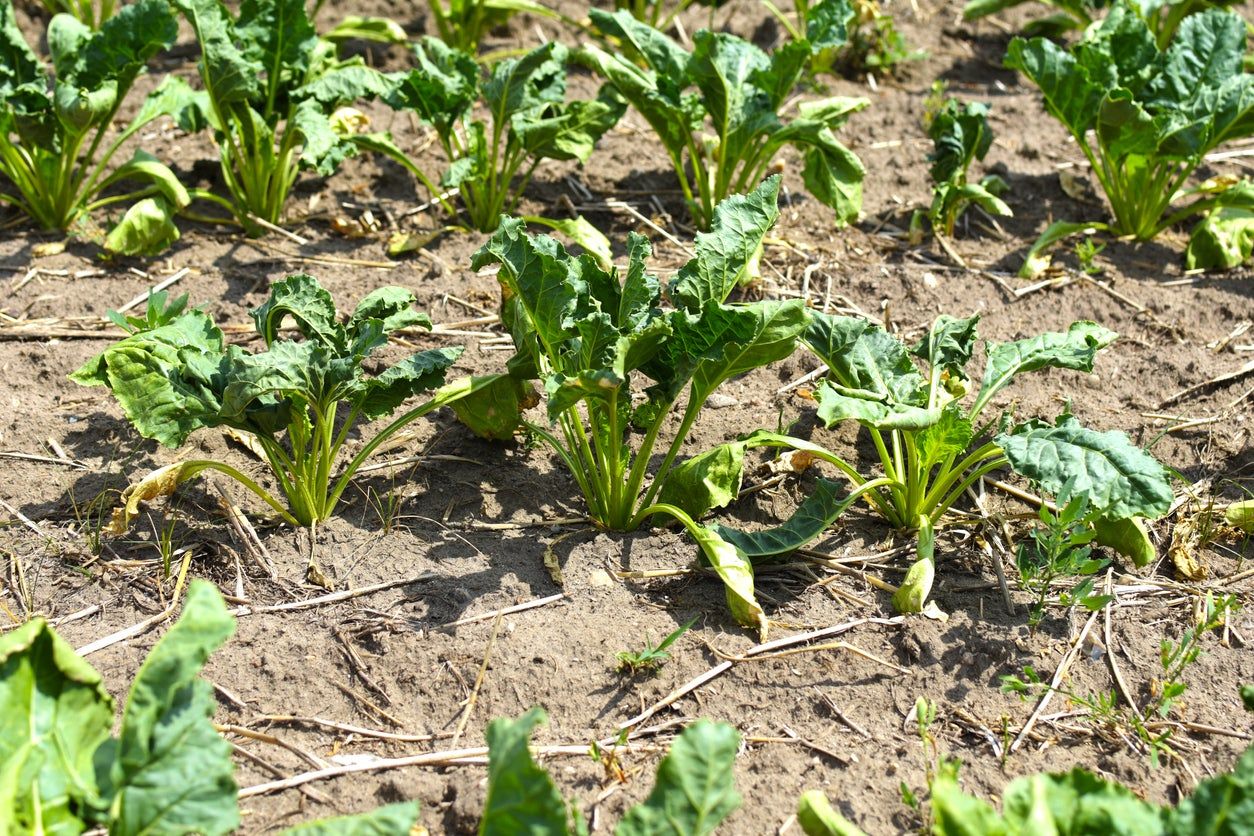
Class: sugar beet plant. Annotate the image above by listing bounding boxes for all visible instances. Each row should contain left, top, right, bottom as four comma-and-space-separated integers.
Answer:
71, 275, 488, 556
173, 0, 403, 235
582, 9, 868, 230
1007, 2, 1254, 274
922, 99, 1011, 237
460, 177, 805, 633
374, 38, 625, 233
700, 312, 1173, 613
0, 0, 192, 255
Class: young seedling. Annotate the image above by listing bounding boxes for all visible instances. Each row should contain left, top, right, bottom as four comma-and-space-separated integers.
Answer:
0, 0, 189, 254
459, 177, 807, 634
71, 274, 495, 576
922, 99, 1011, 237
373, 39, 624, 236
700, 312, 1173, 613
1007, 2, 1254, 274
616, 615, 699, 675
582, 10, 868, 230
423, 0, 569, 55
1015, 495, 1111, 630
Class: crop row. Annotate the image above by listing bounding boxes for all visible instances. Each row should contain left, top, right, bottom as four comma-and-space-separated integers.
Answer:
2, 0, 1253, 269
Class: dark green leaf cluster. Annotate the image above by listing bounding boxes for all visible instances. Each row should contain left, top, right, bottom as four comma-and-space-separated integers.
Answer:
581, 8, 868, 229
71, 273, 469, 530
173, 0, 405, 232
925, 99, 1011, 236
462, 176, 806, 632
0, 0, 188, 252
483, 708, 741, 836
376, 37, 625, 232
1006, 0, 1254, 268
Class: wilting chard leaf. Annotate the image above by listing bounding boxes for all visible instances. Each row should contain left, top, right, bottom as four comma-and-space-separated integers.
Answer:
463, 176, 804, 634
581, 9, 868, 230
71, 274, 493, 578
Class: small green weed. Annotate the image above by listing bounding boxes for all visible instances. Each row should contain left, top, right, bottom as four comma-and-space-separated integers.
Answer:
616, 616, 698, 675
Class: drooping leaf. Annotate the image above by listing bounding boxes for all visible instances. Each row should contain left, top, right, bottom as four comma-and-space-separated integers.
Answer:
796, 790, 868, 836
451, 374, 532, 440
974, 321, 1117, 416
358, 347, 462, 419
815, 381, 941, 431
104, 196, 181, 257
1092, 515, 1156, 567
714, 477, 865, 561
659, 441, 747, 519
997, 414, 1174, 521
913, 314, 980, 380
279, 801, 421, 835
389, 37, 478, 136
1017, 220, 1110, 278
524, 215, 614, 270
106, 580, 238, 836
1187, 204, 1254, 271
480, 708, 573, 836
251, 272, 344, 348
1227, 499, 1254, 534
616, 720, 742, 836
321, 15, 408, 46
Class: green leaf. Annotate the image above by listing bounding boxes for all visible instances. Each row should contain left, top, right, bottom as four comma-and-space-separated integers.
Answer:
714, 477, 864, 561
1003, 769, 1165, 834
482, 42, 567, 127
298, 61, 400, 109
811, 317, 928, 409
588, 9, 691, 86
252, 272, 344, 348
451, 374, 531, 441
279, 801, 421, 834
0, 0, 42, 99
524, 215, 614, 270
235, 0, 317, 95
692, 525, 766, 635
1092, 516, 1156, 567
172, 0, 262, 105
815, 380, 940, 431
1227, 499, 1254, 534
797, 790, 867, 836
927, 99, 993, 184
688, 299, 809, 400
512, 86, 626, 165
1017, 220, 1109, 278
930, 771, 1006, 836
104, 196, 181, 257
321, 15, 408, 45
107, 580, 238, 836
292, 98, 358, 176
1187, 204, 1254, 271
99, 149, 192, 210
670, 175, 782, 312
390, 37, 478, 137
771, 117, 867, 225
997, 414, 1174, 521
616, 720, 742, 836
68, 310, 229, 447
359, 347, 462, 419
0, 618, 114, 834
659, 441, 747, 519
917, 405, 975, 470
70, 0, 179, 92
1005, 35, 1105, 143
1168, 745, 1254, 835
480, 707, 573, 836
913, 314, 980, 380
805, 0, 855, 52
974, 321, 1117, 416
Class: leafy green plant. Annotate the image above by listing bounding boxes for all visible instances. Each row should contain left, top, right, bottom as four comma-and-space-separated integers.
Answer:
843, 0, 925, 75
172, 0, 407, 235
1015, 495, 1111, 630
582, 9, 868, 230
0, 579, 426, 834
70, 275, 489, 553
1185, 178, 1254, 271
31, 0, 118, 29
615, 0, 698, 31
1006, 2, 1254, 275
458, 177, 806, 633
374, 38, 624, 233
616, 615, 698, 674
923, 99, 1011, 237
0, 580, 238, 834
701, 313, 1173, 613
965, 0, 1244, 45
0, 0, 190, 255
481, 707, 741, 834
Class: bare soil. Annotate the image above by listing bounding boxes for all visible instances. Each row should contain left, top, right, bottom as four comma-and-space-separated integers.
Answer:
2, 0, 1252, 833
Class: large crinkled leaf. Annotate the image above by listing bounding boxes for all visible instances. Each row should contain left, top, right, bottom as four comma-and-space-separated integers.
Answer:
588, 8, 691, 87
804, 0, 855, 52
68, 310, 228, 447
574, 43, 693, 158
687, 300, 808, 402
235, 0, 317, 97
451, 373, 531, 441
658, 441, 747, 519
292, 99, 358, 176
912, 314, 980, 380
220, 339, 335, 418
770, 118, 866, 225
997, 414, 1173, 520
358, 347, 462, 419
480, 708, 573, 835
106, 580, 238, 836
511, 86, 626, 164
473, 217, 580, 352
927, 100, 993, 184
482, 42, 566, 126
688, 31, 773, 150
1144, 8, 1246, 109
1004, 36, 1105, 140
917, 404, 975, 469
70, 0, 178, 92
616, 721, 741, 836
0, 618, 114, 834
815, 380, 941, 431
714, 477, 862, 561
0, 0, 42, 99
280, 801, 422, 835
389, 37, 478, 136
974, 321, 1117, 415
818, 320, 928, 407
1001, 769, 1165, 834
803, 311, 869, 368
543, 368, 624, 422
173, 0, 261, 105
670, 175, 781, 312
251, 272, 345, 348
298, 61, 400, 109
1187, 205, 1254, 270
348, 286, 430, 334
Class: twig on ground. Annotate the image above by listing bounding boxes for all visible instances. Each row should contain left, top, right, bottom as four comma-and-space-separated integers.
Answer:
259, 715, 453, 744
451, 612, 503, 748
441, 592, 567, 629
1009, 604, 1103, 753
115, 268, 190, 314
228, 574, 435, 618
